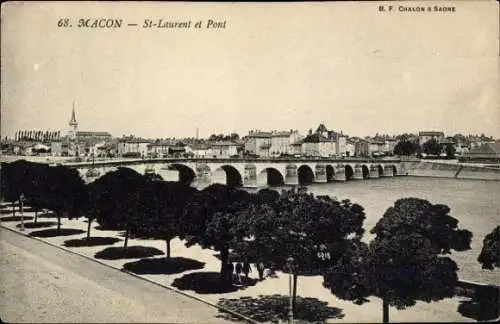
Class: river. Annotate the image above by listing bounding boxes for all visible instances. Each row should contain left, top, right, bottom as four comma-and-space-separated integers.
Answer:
164, 171, 500, 286
304, 177, 500, 286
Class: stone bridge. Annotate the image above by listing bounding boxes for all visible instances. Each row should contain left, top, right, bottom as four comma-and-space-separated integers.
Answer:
67, 158, 407, 187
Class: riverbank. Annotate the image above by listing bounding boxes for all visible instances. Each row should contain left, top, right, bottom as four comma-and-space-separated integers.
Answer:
403, 160, 500, 181
1, 203, 491, 323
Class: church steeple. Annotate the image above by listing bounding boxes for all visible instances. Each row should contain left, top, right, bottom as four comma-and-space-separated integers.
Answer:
69, 102, 78, 127
68, 102, 78, 140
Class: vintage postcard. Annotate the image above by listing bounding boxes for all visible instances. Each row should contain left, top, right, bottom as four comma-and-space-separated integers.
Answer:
1, 1, 499, 323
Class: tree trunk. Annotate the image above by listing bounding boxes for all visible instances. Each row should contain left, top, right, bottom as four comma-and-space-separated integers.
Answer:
292, 274, 298, 312
123, 227, 129, 249
57, 213, 61, 232
34, 210, 38, 224
220, 247, 229, 288
382, 297, 389, 323
86, 219, 92, 240
165, 239, 171, 260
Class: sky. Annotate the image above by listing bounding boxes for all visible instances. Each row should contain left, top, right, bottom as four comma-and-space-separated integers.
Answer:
1, 1, 499, 139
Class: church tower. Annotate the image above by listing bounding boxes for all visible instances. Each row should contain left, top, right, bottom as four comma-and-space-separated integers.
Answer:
68, 102, 78, 140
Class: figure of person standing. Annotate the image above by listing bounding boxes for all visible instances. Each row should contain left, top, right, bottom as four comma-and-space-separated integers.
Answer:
235, 262, 243, 283
256, 261, 265, 280
227, 262, 234, 284
243, 261, 252, 281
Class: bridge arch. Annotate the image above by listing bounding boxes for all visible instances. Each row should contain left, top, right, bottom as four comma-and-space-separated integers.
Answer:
377, 164, 384, 176
115, 166, 140, 175
345, 165, 354, 180
391, 164, 398, 176
298, 165, 315, 185
88, 166, 118, 183
214, 165, 243, 187
169, 163, 196, 185
123, 165, 146, 175
362, 165, 370, 179
326, 164, 335, 182
83, 171, 101, 184
258, 167, 285, 187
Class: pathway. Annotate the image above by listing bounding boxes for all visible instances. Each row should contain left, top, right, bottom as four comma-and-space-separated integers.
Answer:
0, 227, 233, 323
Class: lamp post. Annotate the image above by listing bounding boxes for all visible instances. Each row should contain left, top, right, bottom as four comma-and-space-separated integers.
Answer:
286, 256, 294, 324
19, 193, 25, 231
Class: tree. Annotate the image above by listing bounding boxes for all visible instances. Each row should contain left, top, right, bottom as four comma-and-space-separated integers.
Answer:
422, 138, 441, 156
21, 161, 50, 223
477, 226, 500, 270
89, 167, 146, 246
1, 161, 23, 216
1, 162, 86, 230
229, 133, 240, 141
130, 181, 198, 260
209, 134, 225, 141
86, 178, 107, 240
393, 139, 419, 156
242, 188, 366, 311
180, 184, 253, 287
0, 160, 48, 218
43, 165, 87, 232
445, 143, 456, 159
323, 197, 473, 323
252, 188, 280, 205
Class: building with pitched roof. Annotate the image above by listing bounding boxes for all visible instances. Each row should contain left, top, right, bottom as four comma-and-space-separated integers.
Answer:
118, 138, 152, 157
299, 133, 337, 157
207, 141, 239, 158
269, 129, 304, 156
315, 124, 348, 157
346, 138, 356, 157
244, 130, 272, 157
147, 139, 184, 157
189, 143, 211, 157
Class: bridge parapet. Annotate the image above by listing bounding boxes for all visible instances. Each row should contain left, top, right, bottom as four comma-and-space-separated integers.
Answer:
64, 157, 402, 169
71, 158, 405, 187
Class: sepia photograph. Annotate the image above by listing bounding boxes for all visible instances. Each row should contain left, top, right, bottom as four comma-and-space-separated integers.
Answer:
1, 1, 499, 323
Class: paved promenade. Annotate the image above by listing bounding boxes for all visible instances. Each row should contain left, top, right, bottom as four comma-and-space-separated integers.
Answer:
0, 227, 232, 323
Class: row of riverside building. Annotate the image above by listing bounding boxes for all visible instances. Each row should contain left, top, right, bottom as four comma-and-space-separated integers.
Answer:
243, 125, 397, 158
2, 108, 499, 162
1, 108, 398, 159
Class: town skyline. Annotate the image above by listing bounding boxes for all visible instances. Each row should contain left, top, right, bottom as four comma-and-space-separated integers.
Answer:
2, 2, 499, 139
4, 106, 499, 142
